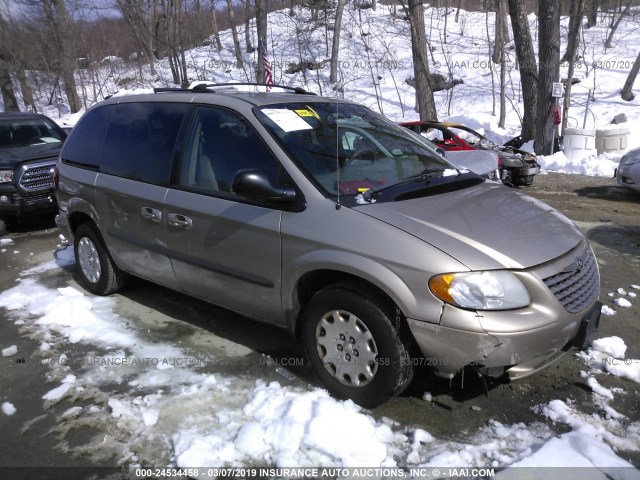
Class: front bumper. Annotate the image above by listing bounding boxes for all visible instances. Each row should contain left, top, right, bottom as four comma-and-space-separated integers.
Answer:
407, 300, 601, 380
0, 186, 57, 218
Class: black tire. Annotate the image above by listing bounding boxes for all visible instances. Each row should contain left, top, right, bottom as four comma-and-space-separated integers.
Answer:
74, 222, 127, 295
0, 218, 6, 236
302, 283, 413, 408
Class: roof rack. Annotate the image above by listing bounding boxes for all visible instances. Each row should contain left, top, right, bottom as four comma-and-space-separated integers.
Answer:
153, 83, 316, 95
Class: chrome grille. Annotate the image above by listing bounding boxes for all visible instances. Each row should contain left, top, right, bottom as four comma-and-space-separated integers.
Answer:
18, 162, 55, 192
543, 249, 599, 313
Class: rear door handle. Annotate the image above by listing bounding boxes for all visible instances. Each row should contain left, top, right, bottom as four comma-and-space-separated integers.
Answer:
167, 213, 193, 229
140, 207, 162, 223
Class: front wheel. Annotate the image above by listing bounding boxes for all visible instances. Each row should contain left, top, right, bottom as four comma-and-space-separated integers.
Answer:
74, 223, 127, 295
302, 284, 413, 408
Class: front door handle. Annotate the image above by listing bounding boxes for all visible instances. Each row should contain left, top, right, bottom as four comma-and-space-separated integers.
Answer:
167, 213, 193, 229
140, 207, 162, 223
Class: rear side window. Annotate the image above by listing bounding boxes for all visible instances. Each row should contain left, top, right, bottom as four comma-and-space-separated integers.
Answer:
101, 102, 189, 186
61, 106, 113, 168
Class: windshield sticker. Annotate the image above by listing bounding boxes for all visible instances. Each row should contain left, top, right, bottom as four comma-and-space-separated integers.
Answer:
262, 108, 313, 132
296, 106, 320, 120
294, 109, 313, 117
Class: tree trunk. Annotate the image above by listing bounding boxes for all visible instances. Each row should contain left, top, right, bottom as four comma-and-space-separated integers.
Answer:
561, 0, 584, 64
117, 0, 157, 76
210, 1, 223, 51
621, 51, 640, 101
535, 0, 560, 155
497, 0, 507, 128
0, 56, 20, 112
227, 0, 244, 68
586, 0, 599, 28
507, 0, 538, 141
245, 1, 255, 53
605, 0, 630, 49
16, 67, 36, 112
255, 0, 268, 82
329, 0, 346, 84
561, 0, 585, 131
405, 0, 437, 121
44, 0, 82, 113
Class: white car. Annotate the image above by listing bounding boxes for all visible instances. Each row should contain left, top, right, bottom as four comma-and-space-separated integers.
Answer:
616, 148, 640, 192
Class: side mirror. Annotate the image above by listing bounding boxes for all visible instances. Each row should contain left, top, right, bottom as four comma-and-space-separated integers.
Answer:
232, 169, 297, 203
436, 147, 447, 158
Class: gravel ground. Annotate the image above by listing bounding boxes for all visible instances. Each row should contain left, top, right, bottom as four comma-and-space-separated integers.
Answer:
0, 172, 639, 470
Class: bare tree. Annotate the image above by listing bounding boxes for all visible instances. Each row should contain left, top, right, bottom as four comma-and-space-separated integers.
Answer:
535, 0, 560, 155
621, 51, 640, 101
210, 0, 223, 51
495, 0, 508, 128
0, 53, 20, 112
245, 0, 255, 53
604, 0, 631, 49
226, 0, 244, 68
40, 0, 82, 113
116, 0, 158, 76
255, 0, 267, 82
586, 0, 599, 28
561, 0, 585, 131
329, 0, 346, 84
0, 13, 36, 111
404, 0, 437, 121
561, 0, 585, 64
508, 0, 537, 141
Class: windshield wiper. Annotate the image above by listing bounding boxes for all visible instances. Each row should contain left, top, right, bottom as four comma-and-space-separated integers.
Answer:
362, 168, 450, 202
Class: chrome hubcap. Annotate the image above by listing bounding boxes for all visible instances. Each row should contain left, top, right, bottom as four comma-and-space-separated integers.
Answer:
315, 309, 379, 387
77, 237, 101, 283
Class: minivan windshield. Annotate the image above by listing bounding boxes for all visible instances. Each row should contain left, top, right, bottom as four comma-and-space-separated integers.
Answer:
255, 102, 455, 202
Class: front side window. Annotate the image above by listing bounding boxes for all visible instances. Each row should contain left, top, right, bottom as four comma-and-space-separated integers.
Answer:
178, 106, 282, 197
255, 102, 453, 202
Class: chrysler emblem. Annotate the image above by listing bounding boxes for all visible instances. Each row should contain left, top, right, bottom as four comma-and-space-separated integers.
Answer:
562, 257, 585, 274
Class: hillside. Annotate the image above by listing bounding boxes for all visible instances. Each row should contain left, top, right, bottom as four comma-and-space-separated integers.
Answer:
5, 4, 640, 175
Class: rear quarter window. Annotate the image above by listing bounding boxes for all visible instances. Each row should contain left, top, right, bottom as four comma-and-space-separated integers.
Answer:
61, 106, 113, 168
62, 102, 189, 186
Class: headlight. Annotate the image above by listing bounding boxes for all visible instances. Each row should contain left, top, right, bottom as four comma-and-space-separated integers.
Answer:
429, 271, 531, 310
0, 170, 13, 183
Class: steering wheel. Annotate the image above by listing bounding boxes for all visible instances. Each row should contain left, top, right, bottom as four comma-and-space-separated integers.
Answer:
346, 148, 377, 165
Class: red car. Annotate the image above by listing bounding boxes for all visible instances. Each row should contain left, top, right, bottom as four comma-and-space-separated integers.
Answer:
400, 121, 540, 187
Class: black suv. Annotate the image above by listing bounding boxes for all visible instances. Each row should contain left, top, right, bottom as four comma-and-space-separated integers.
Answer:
0, 112, 67, 233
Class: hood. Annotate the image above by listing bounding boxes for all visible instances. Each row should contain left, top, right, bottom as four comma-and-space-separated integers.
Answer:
355, 181, 583, 270
0, 143, 62, 169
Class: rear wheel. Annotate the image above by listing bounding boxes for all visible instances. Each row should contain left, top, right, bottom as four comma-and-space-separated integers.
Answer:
302, 283, 413, 408
74, 223, 127, 295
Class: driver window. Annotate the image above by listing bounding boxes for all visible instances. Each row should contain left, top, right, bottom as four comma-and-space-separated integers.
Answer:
179, 107, 282, 196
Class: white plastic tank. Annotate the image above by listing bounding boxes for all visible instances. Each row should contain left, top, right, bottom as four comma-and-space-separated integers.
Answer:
595, 127, 629, 155
562, 128, 597, 162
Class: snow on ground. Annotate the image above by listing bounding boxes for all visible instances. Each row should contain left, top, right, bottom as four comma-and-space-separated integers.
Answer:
1, 251, 640, 473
